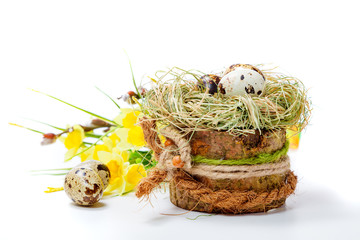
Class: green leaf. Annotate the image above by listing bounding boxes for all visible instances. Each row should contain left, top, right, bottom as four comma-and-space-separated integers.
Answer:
32, 173, 68, 176
84, 133, 102, 138
31, 89, 118, 126
124, 51, 141, 98
95, 86, 121, 110
9, 123, 44, 135
23, 118, 104, 138
23, 118, 66, 131
128, 150, 156, 170
30, 167, 72, 176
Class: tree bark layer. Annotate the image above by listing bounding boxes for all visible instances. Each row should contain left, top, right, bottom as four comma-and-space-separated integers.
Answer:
190, 129, 286, 160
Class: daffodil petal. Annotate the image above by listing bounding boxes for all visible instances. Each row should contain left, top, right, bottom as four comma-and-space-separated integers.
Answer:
80, 146, 94, 162
124, 182, 136, 192
114, 108, 143, 128
127, 126, 146, 147
120, 151, 130, 162
64, 148, 78, 161
114, 108, 135, 125
103, 137, 114, 151
97, 151, 113, 164
125, 164, 147, 185
109, 133, 120, 146
115, 128, 134, 150
64, 125, 85, 150
104, 176, 125, 195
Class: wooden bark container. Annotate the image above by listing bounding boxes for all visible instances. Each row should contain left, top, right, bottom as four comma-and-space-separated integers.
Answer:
169, 129, 289, 214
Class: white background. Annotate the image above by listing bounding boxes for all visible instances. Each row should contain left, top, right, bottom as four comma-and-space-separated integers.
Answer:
1, 0, 360, 239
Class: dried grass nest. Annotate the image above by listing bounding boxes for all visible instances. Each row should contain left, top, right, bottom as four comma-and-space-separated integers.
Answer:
140, 66, 311, 136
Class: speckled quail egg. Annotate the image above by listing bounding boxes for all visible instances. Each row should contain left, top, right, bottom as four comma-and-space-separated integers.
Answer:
197, 74, 221, 95
64, 166, 104, 206
219, 64, 266, 97
79, 160, 110, 189
223, 63, 265, 79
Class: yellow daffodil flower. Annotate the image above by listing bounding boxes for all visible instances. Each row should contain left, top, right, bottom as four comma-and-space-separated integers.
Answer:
122, 111, 141, 128
128, 126, 146, 146
124, 164, 147, 192
108, 132, 120, 146
64, 125, 85, 149
101, 132, 121, 151
113, 128, 132, 150
92, 144, 110, 160
80, 146, 94, 162
96, 148, 130, 195
113, 109, 147, 149
105, 160, 127, 195
114, 108, 143, 128
114, 108, 146, 150
115, 127, 146, 150
62, 125, 85, 161
287, 125, 301, 150
79, 132, 121, 162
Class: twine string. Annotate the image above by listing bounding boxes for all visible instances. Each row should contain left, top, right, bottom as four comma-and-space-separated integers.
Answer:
171, 169, 297, 214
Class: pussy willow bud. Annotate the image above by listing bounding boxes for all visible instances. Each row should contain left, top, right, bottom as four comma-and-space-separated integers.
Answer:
91, 118, 111, 127
41, 133, 57, 146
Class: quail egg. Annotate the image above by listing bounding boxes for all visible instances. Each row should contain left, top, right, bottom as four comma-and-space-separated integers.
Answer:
223, 63, 265, 79
197, 74, 221, 95
79, 160, 110, 189
64, 166, 104, 206
219, 64, 266, 97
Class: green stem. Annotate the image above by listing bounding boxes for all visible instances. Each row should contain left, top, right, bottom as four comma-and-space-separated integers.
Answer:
23, 118, 66, 131
32, 173, 68, 176
95, 86, 121, 110
124, 51, 141, 99
31, 89, 118, 126
85, 133, 102, 138
25, 118, 112, 138
9, 123, 44, 135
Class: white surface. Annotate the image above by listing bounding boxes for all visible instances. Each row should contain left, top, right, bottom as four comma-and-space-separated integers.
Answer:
1, 0, 360, 239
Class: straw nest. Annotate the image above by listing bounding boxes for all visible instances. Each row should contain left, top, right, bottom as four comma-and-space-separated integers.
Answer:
141, 66, 311, 136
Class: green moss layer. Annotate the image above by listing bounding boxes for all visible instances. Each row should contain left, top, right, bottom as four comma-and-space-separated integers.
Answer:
191, 141, 289, 165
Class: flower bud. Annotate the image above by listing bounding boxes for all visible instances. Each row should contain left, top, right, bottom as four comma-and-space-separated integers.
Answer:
41, 133, 57, 145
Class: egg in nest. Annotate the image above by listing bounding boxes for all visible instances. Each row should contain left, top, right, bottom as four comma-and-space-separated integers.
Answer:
197, 74, 221, 95
219, 64, 266, 97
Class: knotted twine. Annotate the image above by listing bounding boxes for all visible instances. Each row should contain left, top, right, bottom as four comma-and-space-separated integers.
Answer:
136, 117, 297, 212
136, 117, 192, 200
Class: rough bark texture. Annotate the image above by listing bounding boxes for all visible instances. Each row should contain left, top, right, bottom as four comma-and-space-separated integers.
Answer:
194, 173, 287, 191
169, 128, 289, 214
169, 178, 286, 214
190, 129, 286, 160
